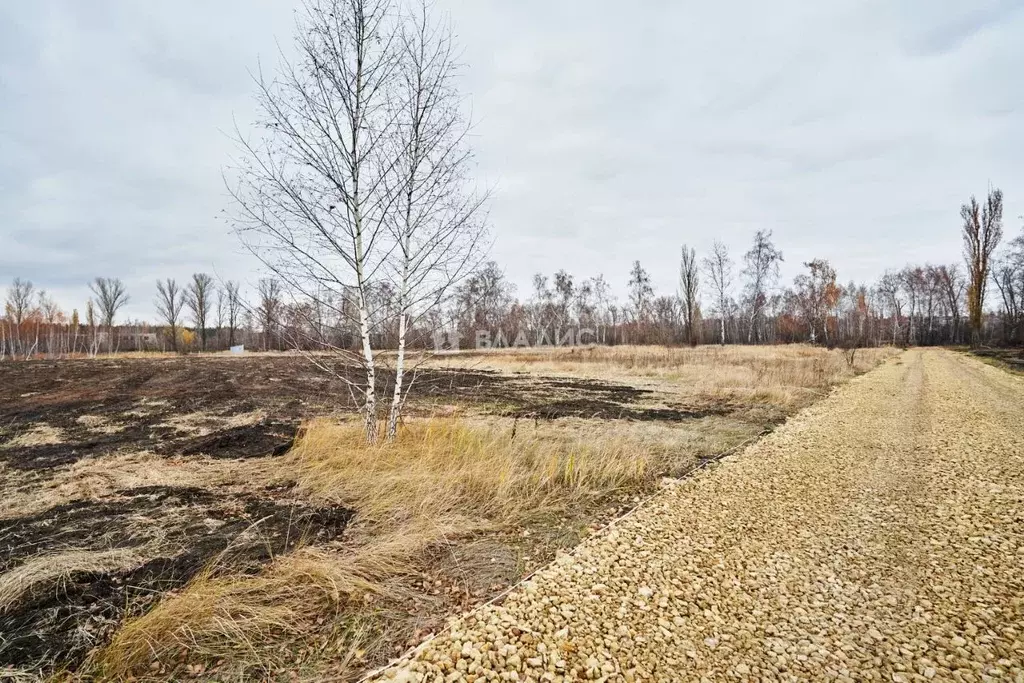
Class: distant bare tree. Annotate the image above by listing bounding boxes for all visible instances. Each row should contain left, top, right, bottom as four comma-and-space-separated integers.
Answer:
900, 265, 925, 345
85, 299, 99, 357
962, 188, 1003, 346
552, 271, 575, 330
38, 291, 61, 357
4, 278, 36, 358
937, 264, 966, 344
793, 260, 839, 345
742, 230, 783, 343
186, 273, 214, 352
224, 280, 243, 347
155, 278, 185, 352
5, 278, 34, 329
574, 278, 595, 334
921, 265, 944, 344
69, 308, 80, 356
89, 277, 129, 353
679, 245, 700, 346
531, 274, 554, 338
257, 278, 282, 351
876, 271, 905, 345
214, 286, 226, 349
590, 274, 613, 343
652, 294, 679, 343
454, 261, 515, 336
703, 241, 733, 345
992, 229, 1024, 344
627, 261, 654, 324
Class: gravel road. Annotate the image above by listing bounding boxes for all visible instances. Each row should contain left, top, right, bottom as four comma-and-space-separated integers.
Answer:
374, 350, 1024, 682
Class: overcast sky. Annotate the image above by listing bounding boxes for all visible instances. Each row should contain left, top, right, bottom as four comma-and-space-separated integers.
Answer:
2, 0, 1023, 319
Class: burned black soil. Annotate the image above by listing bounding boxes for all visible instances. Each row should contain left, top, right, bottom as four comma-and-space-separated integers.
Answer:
0, 484, 352, 670
507, 395, 731, 421
169, 420, 299, 459
0, 356, 715, 470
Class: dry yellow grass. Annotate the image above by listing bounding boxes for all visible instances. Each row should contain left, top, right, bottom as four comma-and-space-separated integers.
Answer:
84, 522, 462, 680
86, 554, 339, 679
0, 451, 282, 520
431, 344, 897, 410
74, 415, 127, 434
159, 409, 269, 437
0, 549, 145, 614
124, 397, 172, 418
289, 416, 717, 528
1, 423, 65, 448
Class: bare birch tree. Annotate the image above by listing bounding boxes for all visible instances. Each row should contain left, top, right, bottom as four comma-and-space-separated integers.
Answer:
703, 241, 733, 345
962, 188, 1003, 346
155, 278, 185, 352
229, 0, 485, 442
381, 1, 487, 438
679, 245, 700, 346
186, 273, 214, 351
591, 274, 613, 343
69, 308, 80, 356
83, 300, 96, 357
38, 291, 63, 358
89, 277, 129, 353
228, 0, 407, 442
742, 230, 783, 343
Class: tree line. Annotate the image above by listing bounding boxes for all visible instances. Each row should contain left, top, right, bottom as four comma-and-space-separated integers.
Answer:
452, 188, 1021, 350
5, 184, 1022, 362
0, 273, 332, 359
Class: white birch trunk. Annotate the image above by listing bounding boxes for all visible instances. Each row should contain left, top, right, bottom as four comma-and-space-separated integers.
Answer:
357, 285, 378, 443
387, 306, 407, 440
719, 301, 726, 345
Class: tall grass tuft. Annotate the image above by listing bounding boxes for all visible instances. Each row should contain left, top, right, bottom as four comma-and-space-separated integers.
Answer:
289, 417, 671, 529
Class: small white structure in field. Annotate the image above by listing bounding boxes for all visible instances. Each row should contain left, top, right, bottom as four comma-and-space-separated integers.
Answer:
229, 345, 245, 354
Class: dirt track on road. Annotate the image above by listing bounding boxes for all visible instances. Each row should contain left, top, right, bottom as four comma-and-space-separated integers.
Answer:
375, 350, 1024, 682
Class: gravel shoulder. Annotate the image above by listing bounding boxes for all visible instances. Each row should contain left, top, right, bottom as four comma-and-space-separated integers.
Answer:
374, 349, 1024, 682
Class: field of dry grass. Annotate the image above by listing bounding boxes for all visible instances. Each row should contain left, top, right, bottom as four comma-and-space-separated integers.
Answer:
0, 344, 897, 681
430, 344, 893, 412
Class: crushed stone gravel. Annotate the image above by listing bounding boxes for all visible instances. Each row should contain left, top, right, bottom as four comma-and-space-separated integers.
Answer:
370, 350, 1024, 682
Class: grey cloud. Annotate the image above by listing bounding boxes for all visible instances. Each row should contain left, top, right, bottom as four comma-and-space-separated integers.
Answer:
3, 0, 1024, 318
905, 0, 1022, 55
